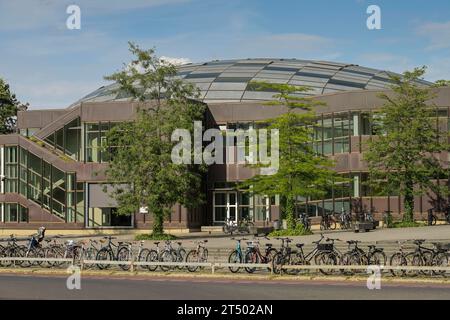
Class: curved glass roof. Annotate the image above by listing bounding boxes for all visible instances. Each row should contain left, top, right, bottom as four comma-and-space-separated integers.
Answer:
72, 58, 432, 106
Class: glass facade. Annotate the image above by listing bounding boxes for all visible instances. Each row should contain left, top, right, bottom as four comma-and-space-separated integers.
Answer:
3, 146, 84, 223
2, 203, 28, 223
44, 118, 81, 160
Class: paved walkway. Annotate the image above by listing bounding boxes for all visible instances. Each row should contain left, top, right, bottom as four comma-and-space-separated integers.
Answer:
49, 224, 450, 249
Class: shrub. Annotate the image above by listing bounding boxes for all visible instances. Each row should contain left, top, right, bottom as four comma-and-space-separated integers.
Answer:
135, 233, 178, 241
269, 223, 313, 236
389, 220, 423, 228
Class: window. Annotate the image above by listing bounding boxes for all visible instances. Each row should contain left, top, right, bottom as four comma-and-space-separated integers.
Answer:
5, 146, 18, 193
3, 203, 28, 223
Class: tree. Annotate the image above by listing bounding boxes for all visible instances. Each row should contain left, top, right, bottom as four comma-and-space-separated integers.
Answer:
0, 78, 28, 134
239, 82, 339, 230
364, 67, 449, 222
432, 79, 450, 87
104, 43, 205, 236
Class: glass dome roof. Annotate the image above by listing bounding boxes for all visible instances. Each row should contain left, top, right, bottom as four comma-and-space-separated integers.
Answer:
72, 58, 432, 106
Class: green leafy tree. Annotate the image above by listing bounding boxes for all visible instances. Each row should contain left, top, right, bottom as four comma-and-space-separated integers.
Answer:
432, 79, 450, 87
0, 78, 28, 134
239, 82, 339, 230
364, 67, 449, 222
104, 43, 205, 236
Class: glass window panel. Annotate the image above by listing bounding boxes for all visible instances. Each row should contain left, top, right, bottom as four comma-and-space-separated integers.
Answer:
214, 193, 226, 206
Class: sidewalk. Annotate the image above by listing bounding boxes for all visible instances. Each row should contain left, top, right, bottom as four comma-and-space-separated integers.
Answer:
42, 224, 450, 249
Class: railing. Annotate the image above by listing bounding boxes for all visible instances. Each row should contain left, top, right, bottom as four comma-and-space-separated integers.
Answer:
1, 256, 450, 275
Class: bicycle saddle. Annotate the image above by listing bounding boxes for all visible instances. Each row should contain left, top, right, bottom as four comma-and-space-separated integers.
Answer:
154, 242, 160, 245
265, 243, 273, 247
177, 242, 182, 246
295, 243, 304, 248
347, 240, 360, 244
203, 240, 208, 243
414, 239, 425, 245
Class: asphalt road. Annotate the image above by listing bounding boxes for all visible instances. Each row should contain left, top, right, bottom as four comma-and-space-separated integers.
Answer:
0, 274, 449, 300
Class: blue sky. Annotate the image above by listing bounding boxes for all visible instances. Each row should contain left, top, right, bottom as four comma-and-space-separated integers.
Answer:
1, 0, 449, 109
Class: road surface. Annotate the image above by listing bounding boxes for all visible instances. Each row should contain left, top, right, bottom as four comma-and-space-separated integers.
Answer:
0, 274, 449, 299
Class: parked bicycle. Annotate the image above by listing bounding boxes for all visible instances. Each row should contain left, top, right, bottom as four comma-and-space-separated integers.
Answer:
244, 237, 277, 273
228, 237, 249, 273
339, 209, 352, 230
320, 213, 337, 231
96, 236, 131, 271
186, 240, 209, 272
296, 212, 311, 231
223, 217, 254, 235
274, 234, 333, 275
340, 240, 386, 275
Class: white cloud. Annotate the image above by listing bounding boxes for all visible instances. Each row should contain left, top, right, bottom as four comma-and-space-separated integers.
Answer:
357, 53, 414, 73
417, 21, 450, 50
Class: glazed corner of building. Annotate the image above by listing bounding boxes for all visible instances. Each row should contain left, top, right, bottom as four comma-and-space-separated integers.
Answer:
1, 84, 449, 232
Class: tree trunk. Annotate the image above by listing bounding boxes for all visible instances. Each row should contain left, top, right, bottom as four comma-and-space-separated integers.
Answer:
152, 209, 164, 235
403, 178, 414, 222
286, 197, 296, 230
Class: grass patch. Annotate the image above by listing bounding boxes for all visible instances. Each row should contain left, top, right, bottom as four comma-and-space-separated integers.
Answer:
269, 224, 313, 237
135, 233, 178, 241
389, 221, 423, 228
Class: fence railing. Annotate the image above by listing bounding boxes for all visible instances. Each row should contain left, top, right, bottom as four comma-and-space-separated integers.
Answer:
1, 257, 450, 275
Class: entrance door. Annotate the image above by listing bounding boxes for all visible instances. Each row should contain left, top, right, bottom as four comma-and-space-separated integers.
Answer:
213, 191, 238, 224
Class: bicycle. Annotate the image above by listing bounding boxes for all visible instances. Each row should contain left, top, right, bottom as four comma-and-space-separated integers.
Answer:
320, 213, 337, 231
276, 234, 332, 275
223, 217, 254, 235
96, 236, 131, 271
314, 236, 343, 275
404, 239, 449, 277
22, 234, 46, 268
389, 241, 417, 277
244, 237, 277, 273
427, 208, 437, 226
228, 237, 249, 273
296, 213, 311, 231
271, 237, 295, 275
0, 235, 26, 267
340, 240, 386, 275
339, 210, 352, 230
186, 240, 209, 272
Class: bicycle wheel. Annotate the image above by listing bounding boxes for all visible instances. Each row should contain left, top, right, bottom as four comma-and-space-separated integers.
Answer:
389, 252, 407, 277
160, 251, 174, 272
96, 248, 113, 270
405, 252, 422, 277
186, 250, 200, 272
370, 250, 387, 267
146, 249, 159, 272
244, 251, 259, 274
198, 247, 208, 270
286, 252, 304, 275
315, 251, 338, 275
137, 248, 151, 271
117, 247, 131, 271
340, 252, 360, 275
82, 247, 98, 269
271, 252, 285, 275
228, 250, 242, 273
176, 248, 186, 270
432, 252, 449, 277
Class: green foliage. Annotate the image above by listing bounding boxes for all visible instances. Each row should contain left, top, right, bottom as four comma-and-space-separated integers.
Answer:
432, 79, 450, 87
389, 221, 423, 228
364, 67, 449, 222
239, 81, 340, 231
0, 78, 28, 134
104, 43, 206, 236
135, 233, 178, 241
269, 223, 313, 236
